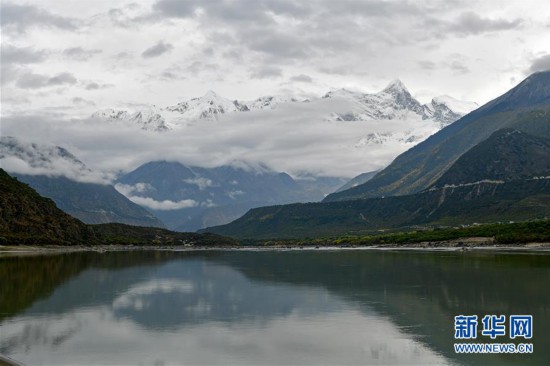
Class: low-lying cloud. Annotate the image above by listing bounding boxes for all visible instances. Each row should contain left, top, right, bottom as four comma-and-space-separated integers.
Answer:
0, 136, 113, 184
114, 182, 198, 210
1, 97, 443, 179
528, 54, 550, 74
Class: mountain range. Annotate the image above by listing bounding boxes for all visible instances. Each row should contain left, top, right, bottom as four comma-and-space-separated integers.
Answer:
0, 168, 236, 246
2, 79, 477, 232
325, 71, 550, 202
0, 137, 164, 228
91, 80, 477, 132
203, 71, 550, 239
116, 161, 346, 231
322, 80, 476, 126
0, 137, 346, 231
203, 128, 550, 239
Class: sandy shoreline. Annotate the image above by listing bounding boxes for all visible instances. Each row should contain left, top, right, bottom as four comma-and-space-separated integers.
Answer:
2, 240, 550, 257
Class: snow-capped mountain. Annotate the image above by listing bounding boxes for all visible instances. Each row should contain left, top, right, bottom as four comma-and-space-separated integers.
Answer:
245, 95, 308, 110
323, 80, 478, 126
165, 90, 249, 118
90, 80, 477, 144
91, 107, 170, 132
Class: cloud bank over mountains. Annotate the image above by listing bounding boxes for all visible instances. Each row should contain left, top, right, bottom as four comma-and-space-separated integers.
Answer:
2, 82, 475, 179
1, 0, 548, 180
1, 0, 548, 120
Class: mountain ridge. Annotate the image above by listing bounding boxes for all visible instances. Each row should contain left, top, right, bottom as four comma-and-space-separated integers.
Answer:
0, 168, 237, 246
91, 80, 477, 131
324, 71, 550, 202
0, 137, 165, 228
202, 125, 550, 239
116, 160, 346, 231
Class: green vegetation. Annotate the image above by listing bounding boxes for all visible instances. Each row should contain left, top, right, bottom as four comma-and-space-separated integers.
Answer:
204, 178, 550, 239
204, 128, 550, 239
0, 169, 237, 247
92, 223, 237, 246
1, 166, 548, 247
241, 219, 550, 247
15, 174, 165, 227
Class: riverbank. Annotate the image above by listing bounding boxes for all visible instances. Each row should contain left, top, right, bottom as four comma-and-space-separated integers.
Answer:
2, 238, 550, 257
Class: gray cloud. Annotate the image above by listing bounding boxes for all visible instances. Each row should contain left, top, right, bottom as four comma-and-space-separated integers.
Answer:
16, 72, 77, 89
290, 74, 313, 83
418, 60, 436, 70
1, 2, 77, 34
72, 97, 96, 107
85, 82, 114, 90
152, 0, 197, 18
245, 31, 312, 60
158, 70, 186, 81
449, 60, 470, 74
186, 61, 218, 75
114, 52, 133, 60
63, 47, 102, 61
250, 65, 283, 79
528, 54, 550, 74
143, 0, 446, 69
141, 41, 174, 58
448, 11, 523, 36
2, 44, 47, 64
1, 65, 20, 85
1, 95, 447, 179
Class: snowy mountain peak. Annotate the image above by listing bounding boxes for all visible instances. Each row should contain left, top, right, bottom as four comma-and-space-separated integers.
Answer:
196, 90, 231, 105
245, 95, 305, 110
382, 79, 409, 95
166, 91, 243, 119
323, 88, 362, 99
92, 108, 169, 132
431, 95, 479, 115
90, 80, 476, 133
202, 90, 219, 99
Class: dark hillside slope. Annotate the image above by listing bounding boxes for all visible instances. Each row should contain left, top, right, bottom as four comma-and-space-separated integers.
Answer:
0, 169, 237, 246
16, 175, 165, 228
325, 71, 550, 202
431, 129, 550, 188
203, 179, 550, 239
0, 169, 94, 244
203, 129, 550, 239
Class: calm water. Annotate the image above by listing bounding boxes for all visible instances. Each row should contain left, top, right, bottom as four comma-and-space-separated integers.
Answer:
0, 249, 549, 365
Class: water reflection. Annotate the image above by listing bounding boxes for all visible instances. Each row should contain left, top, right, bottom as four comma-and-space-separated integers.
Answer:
0, 250, 549, 365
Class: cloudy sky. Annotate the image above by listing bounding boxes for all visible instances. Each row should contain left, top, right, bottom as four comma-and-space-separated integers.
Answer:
2, 0, 550, 178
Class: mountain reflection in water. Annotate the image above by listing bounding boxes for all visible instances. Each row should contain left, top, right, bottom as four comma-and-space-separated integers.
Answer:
0, 250, 548, 365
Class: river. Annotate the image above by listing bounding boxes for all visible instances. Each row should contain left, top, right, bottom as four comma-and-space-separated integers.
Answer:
0, 249, 548, 365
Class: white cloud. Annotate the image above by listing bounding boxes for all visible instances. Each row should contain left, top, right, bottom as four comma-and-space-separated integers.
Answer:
126, 196, 198, 210
183, 177, 215, 190
227, 190, 245, 200
2, 96, 443, 178
114, 182, 154, 196
0, 136, 113, 184
1, 0, 548, 181
114, 183, 198, 210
